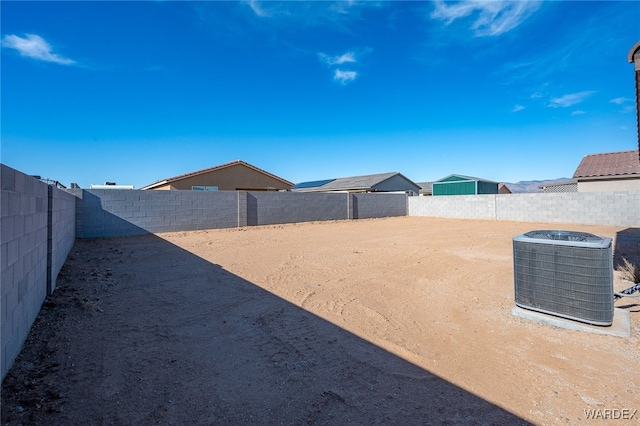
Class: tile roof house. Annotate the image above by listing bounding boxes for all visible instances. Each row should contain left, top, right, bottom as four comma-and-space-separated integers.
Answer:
291, 172, 421, 195
573, 150, 640, 192
141, 160, 293, 191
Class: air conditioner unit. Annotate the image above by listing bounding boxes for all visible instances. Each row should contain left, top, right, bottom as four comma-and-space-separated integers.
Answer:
513, 230, 613, 326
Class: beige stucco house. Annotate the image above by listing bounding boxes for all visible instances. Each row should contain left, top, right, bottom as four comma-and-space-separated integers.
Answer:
573, 150, 640, 192
141, 160, 293, 191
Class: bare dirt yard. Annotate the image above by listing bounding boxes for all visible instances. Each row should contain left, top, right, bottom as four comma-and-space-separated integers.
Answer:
2, 217, 639, 425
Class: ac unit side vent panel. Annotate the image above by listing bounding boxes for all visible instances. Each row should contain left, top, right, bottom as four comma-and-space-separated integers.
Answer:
513, 231, 613, 326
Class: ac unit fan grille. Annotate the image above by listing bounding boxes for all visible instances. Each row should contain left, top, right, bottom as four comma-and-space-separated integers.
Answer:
513, 239, 613, 325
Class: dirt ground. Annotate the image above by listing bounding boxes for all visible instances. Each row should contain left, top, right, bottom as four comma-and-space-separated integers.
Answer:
2, 217, 639, 425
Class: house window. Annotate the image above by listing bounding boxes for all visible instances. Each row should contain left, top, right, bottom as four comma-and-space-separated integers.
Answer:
192, 186, 218, 191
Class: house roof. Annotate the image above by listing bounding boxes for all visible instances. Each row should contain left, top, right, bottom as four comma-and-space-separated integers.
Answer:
434, 174, 499, 184
291, 179, 336, 190
498, 183, 512, 193
292, 172, 419, 192
141, 160, 293, 190
538, 181, 577, 189
415, 182, 433, 193
573, 150, 640, 179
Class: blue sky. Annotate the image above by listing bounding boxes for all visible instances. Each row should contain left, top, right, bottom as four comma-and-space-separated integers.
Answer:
1, 1, 638, 188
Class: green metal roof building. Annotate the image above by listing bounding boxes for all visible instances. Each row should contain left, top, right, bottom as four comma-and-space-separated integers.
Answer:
432, 174, 499, 196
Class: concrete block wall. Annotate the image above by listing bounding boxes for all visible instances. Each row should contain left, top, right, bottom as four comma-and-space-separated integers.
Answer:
247, 191, 348, 225
408, 194, 496, 220
1, 165, 77, 380
495, 192, 640, 226
352, 193, 407, 219
244, 192, 408, 225
1, 165, 49, 380
71, 189, 241, 238
72, 190, 413, 238
408, 191, 640, 226
50, 187, 77, 293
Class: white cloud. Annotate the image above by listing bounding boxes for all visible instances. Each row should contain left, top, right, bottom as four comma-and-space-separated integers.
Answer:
512, 104, 525, 112
319, 51, 357, 66
431, 0, 542, 37
606, 97, 634, 113
609, 97, 630, 105
329, 0, 358, 15
334, 69, 357, 85
319, 48, 370, 85
241, 0, 385, 24
548, 91, 596, 108
244, 0, 270, 18
571, 110, 586, 116
1, 33, 75, 65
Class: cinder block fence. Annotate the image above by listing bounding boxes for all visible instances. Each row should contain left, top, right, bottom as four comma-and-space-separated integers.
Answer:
1, 165, 76, 380
68, 189, 407, 238
407, 192, 640, 227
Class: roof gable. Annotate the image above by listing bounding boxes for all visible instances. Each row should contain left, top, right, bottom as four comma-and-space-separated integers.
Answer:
142, 160, 293, 190
498, 183, 512, 194
573, 150, 640, 179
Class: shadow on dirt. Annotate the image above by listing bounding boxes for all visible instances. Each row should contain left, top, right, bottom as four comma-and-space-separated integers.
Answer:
2, 234, 530, 425
2, 199, 529, 425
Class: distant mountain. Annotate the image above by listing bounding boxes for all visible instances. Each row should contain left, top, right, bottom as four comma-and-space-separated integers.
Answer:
504, 178, 574, 193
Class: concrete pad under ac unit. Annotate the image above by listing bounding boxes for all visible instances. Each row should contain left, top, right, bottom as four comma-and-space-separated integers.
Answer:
510, 306, 631, 338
